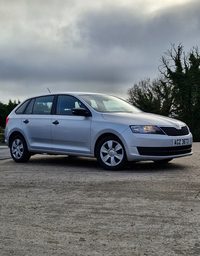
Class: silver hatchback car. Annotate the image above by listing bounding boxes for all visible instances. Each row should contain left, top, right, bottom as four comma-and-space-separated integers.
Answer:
5, 92, 193, 169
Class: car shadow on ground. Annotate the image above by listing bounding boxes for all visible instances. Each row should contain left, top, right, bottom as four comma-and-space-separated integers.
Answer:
126, 160, 187, 173
22, 154, 188, 173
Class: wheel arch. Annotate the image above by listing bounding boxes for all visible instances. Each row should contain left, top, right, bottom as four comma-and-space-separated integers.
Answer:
8, 131, 27, 148
94, 132, 126, 158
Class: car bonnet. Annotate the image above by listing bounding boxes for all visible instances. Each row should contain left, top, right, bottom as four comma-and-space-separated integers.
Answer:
101, 112, 186, 129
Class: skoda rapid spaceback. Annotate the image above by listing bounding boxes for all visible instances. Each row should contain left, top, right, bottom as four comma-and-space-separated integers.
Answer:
5, 93, 193, 169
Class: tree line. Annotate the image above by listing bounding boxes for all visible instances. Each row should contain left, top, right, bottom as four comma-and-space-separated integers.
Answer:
127, 44, 200, 141
0, 100, 20, 128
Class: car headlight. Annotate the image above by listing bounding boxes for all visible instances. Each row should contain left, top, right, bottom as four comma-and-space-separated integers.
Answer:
130, 125, 164, 134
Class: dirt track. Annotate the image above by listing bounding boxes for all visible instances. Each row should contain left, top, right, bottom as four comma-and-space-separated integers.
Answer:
0, 144, 200, 255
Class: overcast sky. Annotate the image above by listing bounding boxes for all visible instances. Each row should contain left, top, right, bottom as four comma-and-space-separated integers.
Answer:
1, 0, 200, 103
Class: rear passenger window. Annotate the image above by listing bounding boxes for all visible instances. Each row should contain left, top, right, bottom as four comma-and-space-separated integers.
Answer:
32, 96, 54, 115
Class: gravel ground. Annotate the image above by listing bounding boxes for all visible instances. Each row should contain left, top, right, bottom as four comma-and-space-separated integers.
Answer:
0, 143, 200, 256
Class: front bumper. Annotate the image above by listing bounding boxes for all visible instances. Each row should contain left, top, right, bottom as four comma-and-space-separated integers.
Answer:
121, 129, 193, 162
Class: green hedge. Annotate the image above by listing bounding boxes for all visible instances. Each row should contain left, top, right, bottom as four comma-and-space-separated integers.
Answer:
0, 127, 5, 143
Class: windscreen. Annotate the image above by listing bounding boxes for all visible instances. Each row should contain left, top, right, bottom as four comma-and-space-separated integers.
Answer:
79, 94, 142, 113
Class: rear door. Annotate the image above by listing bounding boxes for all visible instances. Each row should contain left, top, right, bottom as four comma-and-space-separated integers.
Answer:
22, 95, 54, 151
51, 95, 91, 154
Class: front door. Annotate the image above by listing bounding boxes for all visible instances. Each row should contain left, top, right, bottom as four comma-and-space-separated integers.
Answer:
51, 95, 91, 154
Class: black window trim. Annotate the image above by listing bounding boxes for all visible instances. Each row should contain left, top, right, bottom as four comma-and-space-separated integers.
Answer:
15, 94, 92, 116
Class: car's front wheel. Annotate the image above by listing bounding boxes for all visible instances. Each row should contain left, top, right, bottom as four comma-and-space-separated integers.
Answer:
96, 136, 127, 170
10, 135, 31, 163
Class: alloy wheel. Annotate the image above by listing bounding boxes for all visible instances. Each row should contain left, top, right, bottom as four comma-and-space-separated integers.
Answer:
100, 139, 124, 167
12, 138, 24, 160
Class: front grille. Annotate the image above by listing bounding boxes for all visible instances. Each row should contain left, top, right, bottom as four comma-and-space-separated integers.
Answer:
137, 145, 192, 156
160, 126, 189, 136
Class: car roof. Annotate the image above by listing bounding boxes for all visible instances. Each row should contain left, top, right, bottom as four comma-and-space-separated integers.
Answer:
26, 92, 107, 99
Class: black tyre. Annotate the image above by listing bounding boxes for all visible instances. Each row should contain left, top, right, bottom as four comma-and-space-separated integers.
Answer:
10, 135, 31, 163
96, 136, 127, 170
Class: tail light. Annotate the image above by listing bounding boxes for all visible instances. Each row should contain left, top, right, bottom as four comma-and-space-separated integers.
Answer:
5, 117, 9, 127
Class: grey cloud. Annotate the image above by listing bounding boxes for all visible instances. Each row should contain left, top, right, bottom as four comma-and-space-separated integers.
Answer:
79, 1, 200, 51
1, 0, 200, 103
0, 52, 128, 84
79, 9, 145, 49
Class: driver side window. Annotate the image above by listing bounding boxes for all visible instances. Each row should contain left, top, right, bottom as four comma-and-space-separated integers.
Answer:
56, 95, 84, 115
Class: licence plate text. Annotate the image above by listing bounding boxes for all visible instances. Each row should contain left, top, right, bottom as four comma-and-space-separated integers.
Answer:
173, 138, 190, 146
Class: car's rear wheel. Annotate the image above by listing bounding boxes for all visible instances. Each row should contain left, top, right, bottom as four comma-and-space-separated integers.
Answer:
96, 136, 127, 170
10, 135, 31, 163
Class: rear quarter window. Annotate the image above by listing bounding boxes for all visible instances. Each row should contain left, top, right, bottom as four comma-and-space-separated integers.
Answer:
15, 100, 30, 114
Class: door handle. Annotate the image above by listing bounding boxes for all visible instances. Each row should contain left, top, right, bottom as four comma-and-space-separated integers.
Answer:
23, 119, 29, 124
53, 120, 59, 125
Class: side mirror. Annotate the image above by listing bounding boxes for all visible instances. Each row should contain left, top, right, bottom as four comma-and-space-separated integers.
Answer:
72, 108, 91, 117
